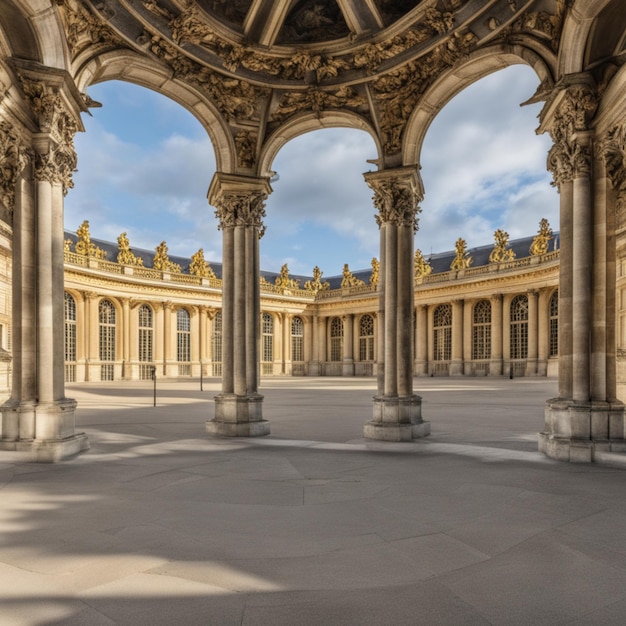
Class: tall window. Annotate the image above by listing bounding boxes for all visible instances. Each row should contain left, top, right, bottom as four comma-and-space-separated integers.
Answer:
64, 292, 77, 382
138, 305, 153, 380
262, 313, 274, 375
330, 317, 344, 362
510, 294, 529, 359
472, 300, 491, 360
99, 299, 116, 381
212, 311, 222, 376
291, 316, 304, 362
177, 309, 191, 375
549, 290, 558, 357
433, 304, 452, 361
359, 314, 375, 361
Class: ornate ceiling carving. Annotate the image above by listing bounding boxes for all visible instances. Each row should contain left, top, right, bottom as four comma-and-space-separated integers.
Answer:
49, 1, 574, 161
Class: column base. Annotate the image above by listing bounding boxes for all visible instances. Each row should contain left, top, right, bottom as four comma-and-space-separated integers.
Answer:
0, 398, 89, 462
364, 395, 430, 441
206, 393, 270, 437
540, 398, 626, 463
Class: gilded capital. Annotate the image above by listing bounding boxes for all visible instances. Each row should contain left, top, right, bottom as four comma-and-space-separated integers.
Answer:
208, 173, 272, 233
364, 167, 424, 232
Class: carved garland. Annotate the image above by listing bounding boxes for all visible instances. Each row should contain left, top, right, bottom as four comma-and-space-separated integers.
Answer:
0, 121, 31, 211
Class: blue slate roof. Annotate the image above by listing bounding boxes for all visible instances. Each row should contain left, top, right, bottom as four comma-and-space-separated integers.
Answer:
64, 230, 560, 288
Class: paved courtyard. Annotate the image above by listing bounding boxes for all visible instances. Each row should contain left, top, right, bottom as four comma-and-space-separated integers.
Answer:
2, 376, 626, 625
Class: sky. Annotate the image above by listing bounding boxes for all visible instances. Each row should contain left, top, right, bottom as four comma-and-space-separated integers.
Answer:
65, 64, 559, 277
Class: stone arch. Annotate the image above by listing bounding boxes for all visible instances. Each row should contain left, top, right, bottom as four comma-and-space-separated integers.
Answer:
403, 44, 555, 168
595, 62, 626, 133
0, 0, 68, 68
559, 0, 619, 75
258, 111, 381, 179
75, 51, 236, 173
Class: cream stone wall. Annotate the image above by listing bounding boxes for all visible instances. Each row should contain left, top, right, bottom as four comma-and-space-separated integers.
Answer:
58, 239, 560, 386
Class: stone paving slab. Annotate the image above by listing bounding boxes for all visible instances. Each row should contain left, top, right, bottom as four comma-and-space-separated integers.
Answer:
1, 377, 626, 624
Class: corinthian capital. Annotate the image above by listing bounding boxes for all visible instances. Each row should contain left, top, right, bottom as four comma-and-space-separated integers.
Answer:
364, 167, 423, 232
208, 172, 272, 235
539, 79, 598, 187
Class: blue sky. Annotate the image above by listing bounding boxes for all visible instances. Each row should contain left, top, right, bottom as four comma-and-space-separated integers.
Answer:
65, 64, 558, 277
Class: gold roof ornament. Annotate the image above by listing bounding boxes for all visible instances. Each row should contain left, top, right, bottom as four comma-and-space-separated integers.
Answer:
64, 239, 73, 252
529, 218, 554, 256
116, 232, 144, 266
369, 257, 380, 286
74, 220, 107, 259
341, 263, 365, 288
450, 237, 472, 271
152, 241, 182, 273
414, 248, 432, 279
189, 248, 215, 278
304, 266, 330, 292
275, 263, 300, 289
489, 229, 516, 263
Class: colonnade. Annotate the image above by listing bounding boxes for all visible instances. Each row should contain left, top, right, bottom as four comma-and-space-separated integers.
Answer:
539, 81, 626, 462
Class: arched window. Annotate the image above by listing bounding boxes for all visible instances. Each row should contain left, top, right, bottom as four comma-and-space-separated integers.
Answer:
549, 290, 558, 357
99, 299, 116, 381
138, 305, 153, 380
510, 295, 529, 359
262, 313, 274, 375
177, 309, 191, 375
433, 304, 452, 361
291, 316, 304, 362
330, 317, 344, 362
472, 300, 491, 360
212, 311, 222, 376
64, 292, 77, 382
359, 314, 375, 361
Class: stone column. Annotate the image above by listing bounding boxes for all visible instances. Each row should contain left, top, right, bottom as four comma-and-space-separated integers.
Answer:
308, 314, 320, 376
199, 306, 208, 378
414, 304, 428, 376
122, 298, 131, 380
0, 62, 88, 460
540, 81, 625, 462
463, 300, 473, 375
537, 289, 550, 376
304, 316, 313, 374
363, 167, 429, 441
84, 291, 99, 382
162, 301, 174, 376
283, 312, 292, 376
490, 294, 503, 376
526, 290, 539, 376
342, 314, 354, 376
206, 173, 271, 436
450, 299, 464, 376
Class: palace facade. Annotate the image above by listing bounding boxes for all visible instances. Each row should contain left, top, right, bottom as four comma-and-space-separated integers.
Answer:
55, 221, 561, 385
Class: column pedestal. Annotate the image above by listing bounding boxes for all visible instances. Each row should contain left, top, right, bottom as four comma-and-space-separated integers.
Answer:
206, 393, 270, 437
540, 398, 626, 462
364, 395, 430, 441
0, 399, 89, 462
